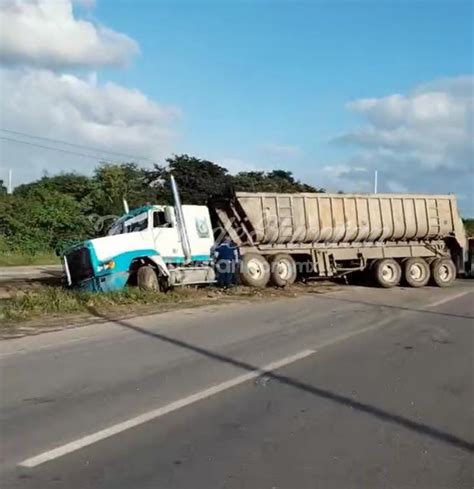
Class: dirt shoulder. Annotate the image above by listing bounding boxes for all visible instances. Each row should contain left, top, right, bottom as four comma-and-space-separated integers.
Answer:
0, 282, 339, 340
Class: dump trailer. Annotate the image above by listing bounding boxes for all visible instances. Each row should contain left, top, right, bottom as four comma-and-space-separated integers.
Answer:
211, 192, 468, 288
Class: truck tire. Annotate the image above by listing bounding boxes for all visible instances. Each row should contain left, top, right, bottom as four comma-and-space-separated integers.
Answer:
403, 258, 430, 288
270, 254, 297, 287
240, 253, 270, 288
373, 258, 401, 288
430, 258, 456, 287
137, 265, 160, 291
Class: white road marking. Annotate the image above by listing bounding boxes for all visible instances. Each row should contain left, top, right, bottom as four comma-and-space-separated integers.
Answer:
17, 311, 401, 468
19, 349, 315, 468
18, 316, 398, 469
426, 290, 473, 309
16, 287, 469, 468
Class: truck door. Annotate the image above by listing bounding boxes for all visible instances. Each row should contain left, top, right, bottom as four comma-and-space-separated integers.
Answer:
182, 206, 214, 261
150, 208, 183, 263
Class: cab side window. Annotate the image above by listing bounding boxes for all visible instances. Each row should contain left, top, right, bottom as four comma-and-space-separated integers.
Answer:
153, 211, 171, 228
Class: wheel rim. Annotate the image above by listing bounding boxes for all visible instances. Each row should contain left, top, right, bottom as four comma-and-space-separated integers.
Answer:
381, 263, 397, 282
438, 264, 453, 282
276, 259, 292, 280
409, 263, 424, 281
248, 259, 264, 279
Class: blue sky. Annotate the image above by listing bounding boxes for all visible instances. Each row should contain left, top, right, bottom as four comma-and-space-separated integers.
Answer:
94, 0, 472, 164
1, 0, 473, 212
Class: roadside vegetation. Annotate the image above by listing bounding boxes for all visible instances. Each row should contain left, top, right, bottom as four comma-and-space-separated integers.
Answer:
0, 282, 334, 336
2, 155, 471, 265
1, 286, 189, 322
463, 218, 474, 237
0, 154, 323, 262
0, 248, 59, 267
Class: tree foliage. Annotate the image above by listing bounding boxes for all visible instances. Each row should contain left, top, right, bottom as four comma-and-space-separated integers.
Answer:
88, 163, 158, 216
148, 155, 232, 204
1, 187, 93, 254
1, 155, 325, 255
232, 170, 323, 193
463, 219, 474, 237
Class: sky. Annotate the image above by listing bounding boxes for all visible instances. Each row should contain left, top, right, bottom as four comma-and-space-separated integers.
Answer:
0, 0, 473, 214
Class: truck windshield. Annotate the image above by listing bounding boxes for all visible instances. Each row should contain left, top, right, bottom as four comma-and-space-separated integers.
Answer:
125, 217, 148, 233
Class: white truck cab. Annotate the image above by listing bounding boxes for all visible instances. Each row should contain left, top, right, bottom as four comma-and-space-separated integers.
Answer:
63, 196, 216, 292
107, 204, 214, 264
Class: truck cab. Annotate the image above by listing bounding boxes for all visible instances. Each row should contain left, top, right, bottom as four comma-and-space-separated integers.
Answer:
63, 204, 216, 292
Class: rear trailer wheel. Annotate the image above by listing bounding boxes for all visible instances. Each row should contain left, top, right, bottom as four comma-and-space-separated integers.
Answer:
373, 258, 401, 288
239, 253, 270, 288
403, 258, 430, 288
431, 258, 456, 287
269, 254, 297, 287
137, 265, 160, 291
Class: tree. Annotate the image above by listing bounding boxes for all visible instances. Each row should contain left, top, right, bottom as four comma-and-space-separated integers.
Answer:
1, 187, 93, 254
232, 170, 324, 193
14, 173, 95, 202
88, 162, 158, 216
0, 155, 325, 256
149, 154, 233, 205
463, 218, 474, 237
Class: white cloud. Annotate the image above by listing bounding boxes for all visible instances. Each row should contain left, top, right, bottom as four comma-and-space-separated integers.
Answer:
0, 0, 182, 185
326, 75, 474, 215
0, 68, 180, 183
0, 0, 139, 69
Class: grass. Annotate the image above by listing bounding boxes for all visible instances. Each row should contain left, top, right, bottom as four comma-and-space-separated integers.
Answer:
0, 282, 336, 337
0, 286, 189, 322
0, 252, 60, 267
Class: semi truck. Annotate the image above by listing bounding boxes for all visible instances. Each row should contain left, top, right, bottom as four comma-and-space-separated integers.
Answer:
62, 181, 469, 292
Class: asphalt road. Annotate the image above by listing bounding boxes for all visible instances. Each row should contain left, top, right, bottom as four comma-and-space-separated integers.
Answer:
1, 282, 473, 488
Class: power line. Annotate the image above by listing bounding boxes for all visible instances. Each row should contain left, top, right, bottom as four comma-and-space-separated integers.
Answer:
0, 135, 126, 163
0, 128, 151, 161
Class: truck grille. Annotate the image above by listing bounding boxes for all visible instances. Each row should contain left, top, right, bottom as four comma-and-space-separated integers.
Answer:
66, 247, 94, 284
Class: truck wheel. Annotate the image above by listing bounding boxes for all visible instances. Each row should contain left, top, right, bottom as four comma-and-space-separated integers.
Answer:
403, 258, 430, 287
373, 258, 401, 288
240, 253, 270, 288
270, 254, 297, 287
430, 258, 456, 287
137, 265, 160, 291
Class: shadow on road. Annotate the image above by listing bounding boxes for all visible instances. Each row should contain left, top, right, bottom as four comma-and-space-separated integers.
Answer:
88, 306, 473, 454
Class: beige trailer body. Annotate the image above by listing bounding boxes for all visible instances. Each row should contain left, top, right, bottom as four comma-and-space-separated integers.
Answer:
212, 192, 467, 286
220, 192, 466, 248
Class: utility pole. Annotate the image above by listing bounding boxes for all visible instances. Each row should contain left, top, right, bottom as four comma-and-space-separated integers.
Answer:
8, 168, 12, 194
374, 170, 378, 194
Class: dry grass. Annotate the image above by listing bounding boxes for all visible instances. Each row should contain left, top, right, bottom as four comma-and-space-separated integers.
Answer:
0, 252, 59, 267
0, 282, 338, 338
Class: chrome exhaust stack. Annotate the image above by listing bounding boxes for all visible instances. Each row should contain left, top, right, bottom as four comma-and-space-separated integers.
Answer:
170, 175, 192, 264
